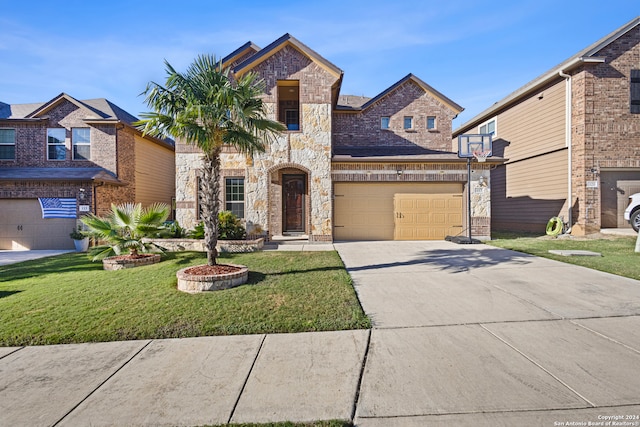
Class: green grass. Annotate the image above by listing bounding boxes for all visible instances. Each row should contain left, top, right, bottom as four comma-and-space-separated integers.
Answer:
0, 251, 370, 346
487, 232, 640, 280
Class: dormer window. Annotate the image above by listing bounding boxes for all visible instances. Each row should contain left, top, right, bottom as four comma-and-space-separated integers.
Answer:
278, 80, 300, 131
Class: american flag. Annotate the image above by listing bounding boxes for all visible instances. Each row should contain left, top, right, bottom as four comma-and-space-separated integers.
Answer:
38, 198, 77, 219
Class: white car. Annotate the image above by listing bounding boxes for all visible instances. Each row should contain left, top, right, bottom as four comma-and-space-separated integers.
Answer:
624, 193, 640, 232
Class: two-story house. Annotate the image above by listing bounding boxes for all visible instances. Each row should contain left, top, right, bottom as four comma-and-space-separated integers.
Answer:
453, 16, 640, 235
0, 93, 175, 250
176, 34, 497, 242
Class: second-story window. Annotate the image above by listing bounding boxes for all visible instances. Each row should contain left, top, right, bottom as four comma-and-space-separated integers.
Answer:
0, 128, 16, 160
72, 128, 91, 160
479, 118, 497, 136
381, 117, 390, 129
427, 116, 437, 130
631, 69, 640, 114
278, 81, 300, 131
47, 128, 66, 161
403, 116, 413, 130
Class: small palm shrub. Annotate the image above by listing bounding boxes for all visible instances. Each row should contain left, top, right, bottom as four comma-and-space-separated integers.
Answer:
81, 202, 170, 261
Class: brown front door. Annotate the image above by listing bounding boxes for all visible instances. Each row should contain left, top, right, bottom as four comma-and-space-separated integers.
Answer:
283, 174, 305, 233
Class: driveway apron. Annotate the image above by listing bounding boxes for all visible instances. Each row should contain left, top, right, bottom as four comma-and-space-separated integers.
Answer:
335, 241, 640, 425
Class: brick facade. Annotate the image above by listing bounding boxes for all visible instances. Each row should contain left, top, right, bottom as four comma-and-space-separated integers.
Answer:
1, 96, 175, 219
570, 25, 640, 234
333, 80, 456, 152
453, 18, 640, 235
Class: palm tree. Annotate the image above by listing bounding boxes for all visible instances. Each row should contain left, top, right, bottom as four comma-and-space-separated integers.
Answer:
136, 55, 285, 266
81, 202, 169, 261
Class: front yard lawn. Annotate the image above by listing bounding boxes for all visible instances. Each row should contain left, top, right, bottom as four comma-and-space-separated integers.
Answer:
0, 251, 370, 346
487, 233, 640, 280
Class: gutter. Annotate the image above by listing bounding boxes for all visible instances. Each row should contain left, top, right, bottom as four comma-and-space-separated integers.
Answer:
558, 69, 573, 232
453, 56, 605, 137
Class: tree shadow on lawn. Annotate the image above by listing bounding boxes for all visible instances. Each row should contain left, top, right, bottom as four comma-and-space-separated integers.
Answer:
0, 290, 22, 299
244, 265, 345, 285
0, 253, 103, 282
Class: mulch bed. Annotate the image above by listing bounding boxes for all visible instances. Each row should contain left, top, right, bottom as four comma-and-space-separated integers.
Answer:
183, 264, 243, 276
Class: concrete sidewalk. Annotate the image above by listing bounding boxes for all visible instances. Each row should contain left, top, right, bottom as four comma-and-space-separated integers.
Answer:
2, 241, 640, 426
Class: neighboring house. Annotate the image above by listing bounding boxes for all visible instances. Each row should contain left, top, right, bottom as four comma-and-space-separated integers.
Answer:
176, 34, 498, 242
0, 93, 175, 250
453, 16, 640, 235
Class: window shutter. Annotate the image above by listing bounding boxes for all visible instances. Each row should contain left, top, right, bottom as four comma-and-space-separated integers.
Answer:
631, 69, 640, 114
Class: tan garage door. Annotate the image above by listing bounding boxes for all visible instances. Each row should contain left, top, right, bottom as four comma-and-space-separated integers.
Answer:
394, 193, 463, 240
0, 199, 76, 250
334, 183, 463, 240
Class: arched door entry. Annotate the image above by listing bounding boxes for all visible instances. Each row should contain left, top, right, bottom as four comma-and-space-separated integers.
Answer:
283, 174, 306, 233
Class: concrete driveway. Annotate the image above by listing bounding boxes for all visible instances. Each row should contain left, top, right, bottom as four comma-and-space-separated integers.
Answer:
0, 250, 73, 266
335, 240, 640, 426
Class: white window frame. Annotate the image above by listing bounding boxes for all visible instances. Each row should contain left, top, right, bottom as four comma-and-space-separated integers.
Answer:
225, 177, 245, 219
427, 116, 437, 130
72, 128, 91, 160
0, 128, 16, 160
380, 116, 390, 129
403, 116, 413, 130
47, 128, 66, 161
478, 117, 497, 137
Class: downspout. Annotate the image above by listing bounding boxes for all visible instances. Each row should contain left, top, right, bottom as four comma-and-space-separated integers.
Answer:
559, 69, 572, 232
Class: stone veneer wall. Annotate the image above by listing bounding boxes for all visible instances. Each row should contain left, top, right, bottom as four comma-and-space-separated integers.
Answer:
175, 46, 335, 241
249, 104, 333, 241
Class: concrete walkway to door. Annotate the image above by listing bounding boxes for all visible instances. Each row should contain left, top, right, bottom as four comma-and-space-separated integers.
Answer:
335, 240, 640, 426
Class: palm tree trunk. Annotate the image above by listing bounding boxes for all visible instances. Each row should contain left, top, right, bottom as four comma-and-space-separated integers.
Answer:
201, 148, 221, 265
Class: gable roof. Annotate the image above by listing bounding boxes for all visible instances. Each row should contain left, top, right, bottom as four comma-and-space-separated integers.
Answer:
21, 93, 140, 123
336, 74, 464, 115
222, 41, 261, 67
2, 93, 174, 149
233, 33, 343, 80
453, 15, 640, 136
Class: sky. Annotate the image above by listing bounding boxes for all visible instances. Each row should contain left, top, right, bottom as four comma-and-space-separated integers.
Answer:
0, 1, 637, 129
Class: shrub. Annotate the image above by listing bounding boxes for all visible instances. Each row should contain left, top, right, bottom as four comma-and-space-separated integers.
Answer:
218, 211, 246, 240
158, 221, 187, 238
187, 211, 246, 240
81, 202, 169, 260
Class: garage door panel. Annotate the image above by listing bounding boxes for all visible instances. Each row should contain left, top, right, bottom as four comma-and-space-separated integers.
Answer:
334, 183, 463, 241
394, 193, 464, 240
0, 199, 76, 250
